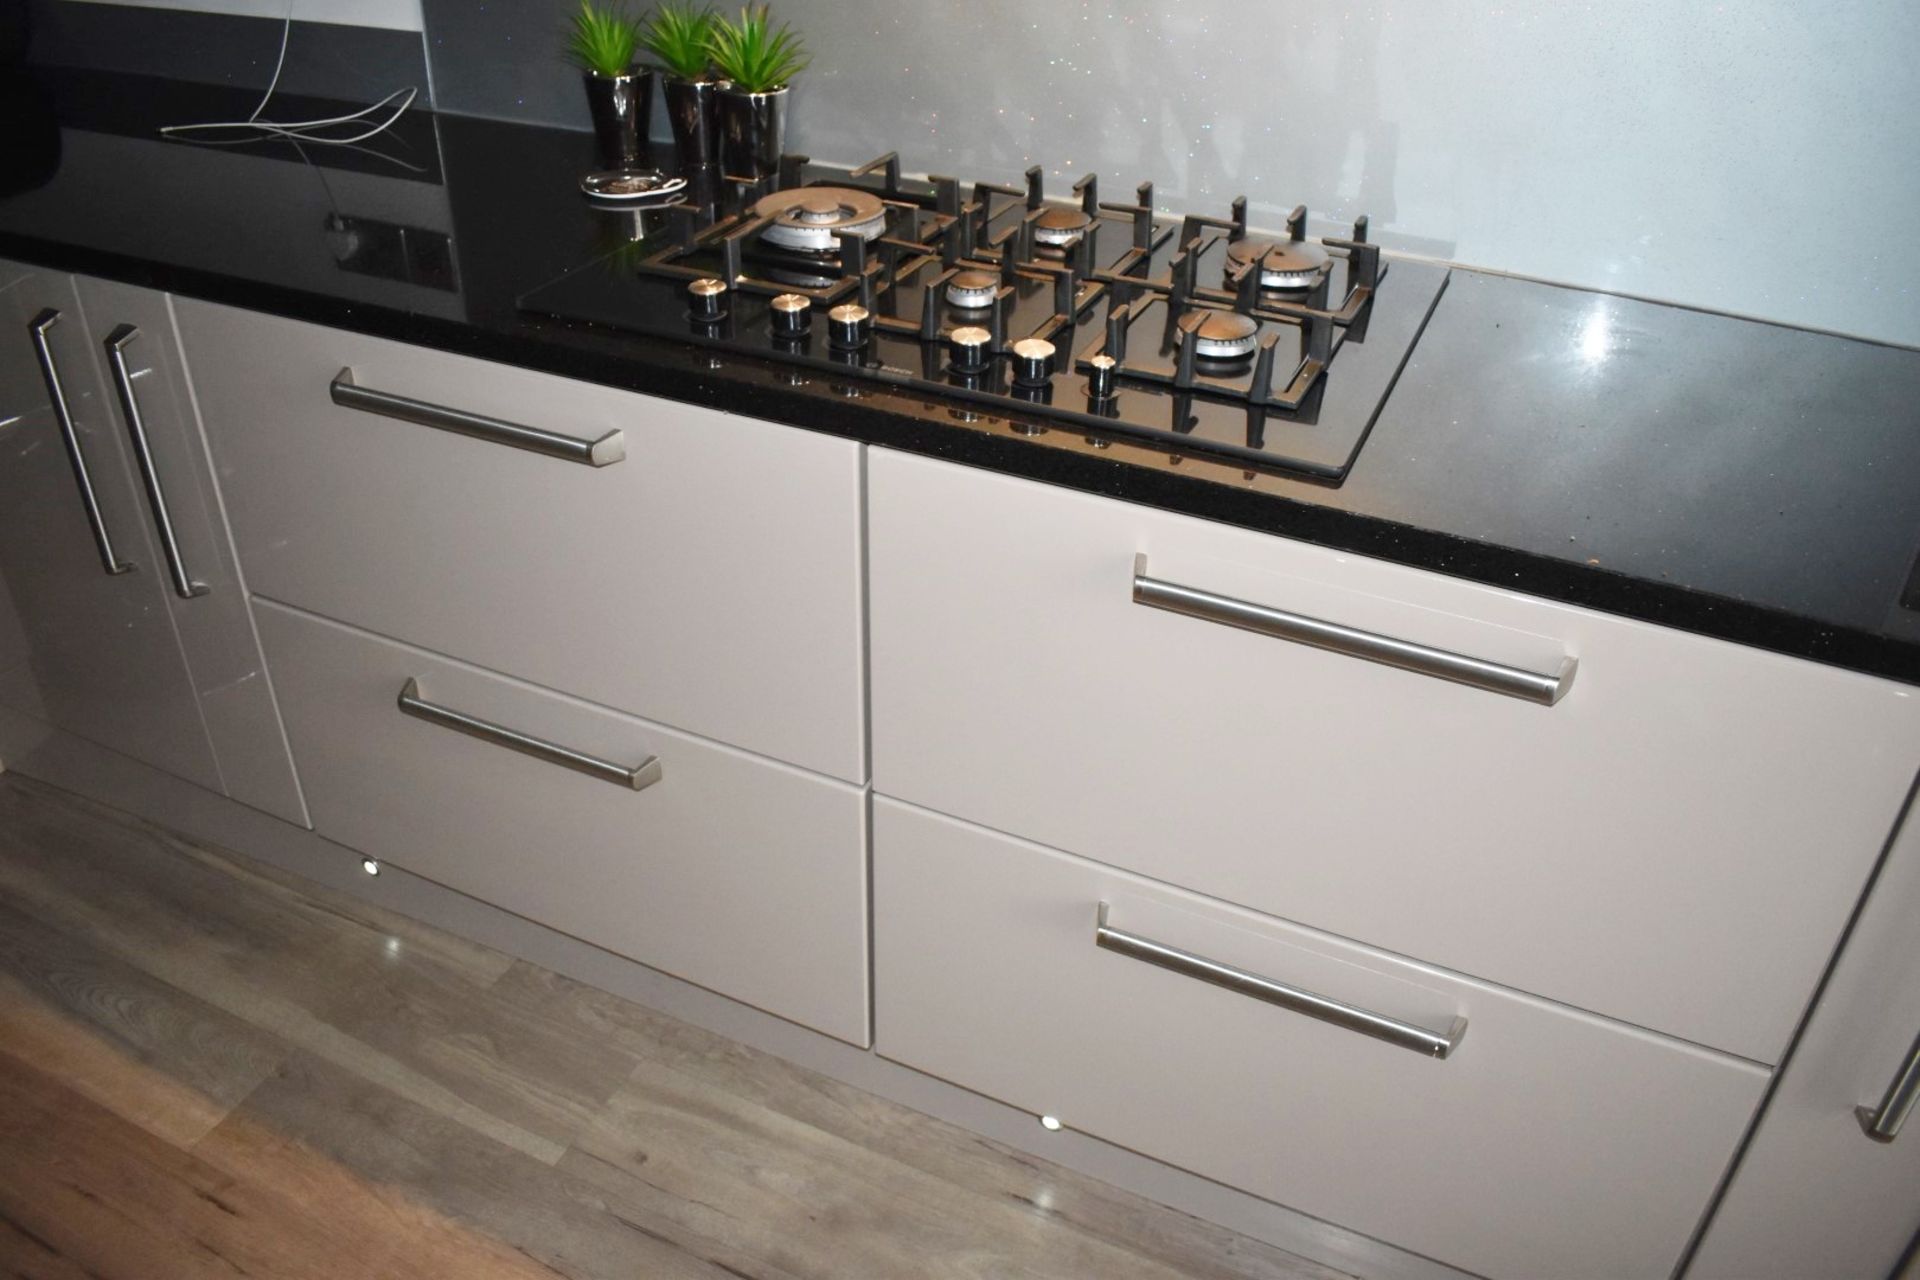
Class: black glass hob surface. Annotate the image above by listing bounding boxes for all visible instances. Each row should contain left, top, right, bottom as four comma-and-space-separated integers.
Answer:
519, 155, 1447, 481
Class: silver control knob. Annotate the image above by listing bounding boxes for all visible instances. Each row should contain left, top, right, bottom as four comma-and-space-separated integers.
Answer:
1009, 337, 1056, 387
949, 324, 991, 370
1086, 353, 1117, 400
770, 292, 811, 336
688, 276, 728, 320
827, 303, 872, 350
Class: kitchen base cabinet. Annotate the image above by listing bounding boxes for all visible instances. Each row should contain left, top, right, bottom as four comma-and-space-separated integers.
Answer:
0, 260, 222, 793
868, 447, 1920, 1064
254, 599, 870, 1046
1684, 792, 1920, 1280
873, 797, 1768, 1280
5, 260, 1914, 1280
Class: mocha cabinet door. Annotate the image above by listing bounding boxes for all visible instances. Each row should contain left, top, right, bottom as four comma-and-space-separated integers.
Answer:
72, 276, 306, 825
873, 798, 1767, 1280
1685, 792, 1920, 1280
0, 260, 220, 791
256, 600, 870, 1045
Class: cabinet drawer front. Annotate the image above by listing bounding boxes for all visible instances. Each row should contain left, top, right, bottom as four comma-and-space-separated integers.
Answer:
178, 301, 865, 782
868, 449, 1920, 1063
256, 600, 868, 1045
874, 798, 1766, 1280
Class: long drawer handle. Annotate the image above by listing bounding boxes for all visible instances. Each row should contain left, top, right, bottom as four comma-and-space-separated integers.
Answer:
396, 678, 661, 791
28, 310, 134, 576
1094, 903, 1467, 1059
105, 325, 209, 599
1132, 553, 1575, 707
331, 368, 625, 467
1856, 1028, 1920, 1143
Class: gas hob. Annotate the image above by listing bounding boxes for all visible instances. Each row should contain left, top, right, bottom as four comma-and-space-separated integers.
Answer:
519, 152, 1448, 482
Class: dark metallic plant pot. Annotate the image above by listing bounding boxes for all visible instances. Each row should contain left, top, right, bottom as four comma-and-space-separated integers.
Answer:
662, 75, 725, 169
582, 67, 653, 169
717, 86, 788, 180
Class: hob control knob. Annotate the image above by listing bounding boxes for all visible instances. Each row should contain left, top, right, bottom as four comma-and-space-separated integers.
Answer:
949, 324, 991, 371
688, 276, 728, 320
1009, 337, 1056, 387
770, 292, 811, 336
827, 303, 872, 350
1086, 353, 1117, 400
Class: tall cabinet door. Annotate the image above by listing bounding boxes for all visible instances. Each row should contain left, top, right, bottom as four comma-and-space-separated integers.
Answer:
1686, 786, 1920, 1279
74, 276, 307, 825
0, 260, 221, 792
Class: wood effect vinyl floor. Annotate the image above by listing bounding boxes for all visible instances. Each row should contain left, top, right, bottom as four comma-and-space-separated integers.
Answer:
0, 774, 1354, 1280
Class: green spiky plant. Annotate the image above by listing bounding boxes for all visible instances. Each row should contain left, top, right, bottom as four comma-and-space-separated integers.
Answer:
567, 0, 641, 77
705, 4, 809, 93
640, 2, 718, 80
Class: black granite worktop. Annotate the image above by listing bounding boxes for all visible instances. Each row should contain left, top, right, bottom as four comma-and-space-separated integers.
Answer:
7, 69, 1920, 684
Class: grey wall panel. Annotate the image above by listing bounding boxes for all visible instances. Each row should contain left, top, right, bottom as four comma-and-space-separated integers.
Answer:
418, 0, 588, 135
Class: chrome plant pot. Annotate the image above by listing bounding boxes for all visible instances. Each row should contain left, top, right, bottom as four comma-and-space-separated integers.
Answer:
662, 75, 726, 169
718, 85, 788, 180
582, 67, 654, 169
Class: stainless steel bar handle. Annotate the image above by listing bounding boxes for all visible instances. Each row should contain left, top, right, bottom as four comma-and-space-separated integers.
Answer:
28, 310, 133, 576
104, 325, 208, 599
397, 678, 662, 791
1132, 553, 1576, 707
330, 368, 625, 467
1856, 1028, 1920, 1143
1095, 903, 1468, 1059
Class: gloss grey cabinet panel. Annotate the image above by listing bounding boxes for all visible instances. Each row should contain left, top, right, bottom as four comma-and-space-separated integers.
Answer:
0, 570, 32, 697
872, 798, 1767, 1280
1686, 792, 1920, 1279
0, 262, 220, 792
255, 600, 870, 1046
867, 448, 1920, 1064
74, 276, 307, 826
177, 299, 866, 783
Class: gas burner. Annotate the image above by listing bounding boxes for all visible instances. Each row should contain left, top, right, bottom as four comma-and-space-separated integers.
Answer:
755, 187, 888, 251
1033, 205, 1093, 249
1224, 236, 1331, 291
1176, 309, 1260, 360
946, 269, 999, 310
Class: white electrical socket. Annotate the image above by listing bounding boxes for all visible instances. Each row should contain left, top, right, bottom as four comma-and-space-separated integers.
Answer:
62, 0, 423, 32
